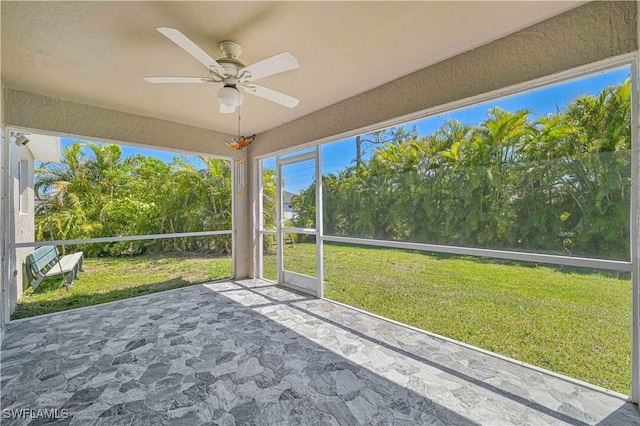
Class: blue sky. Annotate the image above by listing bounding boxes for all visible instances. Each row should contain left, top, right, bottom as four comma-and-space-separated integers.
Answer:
56, 139, 203, 166
271, 66, 630, 193
57, 66, 630, 194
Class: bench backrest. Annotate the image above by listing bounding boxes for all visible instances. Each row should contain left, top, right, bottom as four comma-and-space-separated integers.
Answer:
26, 246, 60, 276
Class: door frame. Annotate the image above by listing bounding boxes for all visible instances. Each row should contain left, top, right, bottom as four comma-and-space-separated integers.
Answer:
275, 148, 323, 297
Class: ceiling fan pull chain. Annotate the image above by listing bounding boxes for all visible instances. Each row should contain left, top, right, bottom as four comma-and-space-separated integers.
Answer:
237, 89, 241, 138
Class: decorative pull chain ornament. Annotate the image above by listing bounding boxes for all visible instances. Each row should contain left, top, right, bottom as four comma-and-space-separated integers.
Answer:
225, 134, 255, 150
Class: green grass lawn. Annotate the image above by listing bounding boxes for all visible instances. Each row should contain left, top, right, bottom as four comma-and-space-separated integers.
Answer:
264, 242, 631, 395
13, 253, 232, 320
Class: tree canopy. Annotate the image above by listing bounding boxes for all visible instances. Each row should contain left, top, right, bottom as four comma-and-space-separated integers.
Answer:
290, 79, 632, 261
37, 78, 632, 262
36, 145, 232, 256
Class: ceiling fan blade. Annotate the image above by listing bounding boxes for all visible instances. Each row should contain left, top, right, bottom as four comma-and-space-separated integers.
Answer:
144, 77, 216, 84
242, 84, 299, 108
240, 52, 299, 82
157, 27, 227, 76
220, 103, 235, 114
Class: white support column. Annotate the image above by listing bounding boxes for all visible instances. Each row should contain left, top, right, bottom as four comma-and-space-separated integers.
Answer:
315, 146, 324, 299
252, 158, 263, 279
1, 130, 16, 324
275, 158, 283, 285
232, 157, 250, 279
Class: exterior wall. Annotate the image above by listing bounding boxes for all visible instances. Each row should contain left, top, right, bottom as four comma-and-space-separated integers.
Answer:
1, 134, 18, 318
13, 147, 35, 312
3, 135, 27, 316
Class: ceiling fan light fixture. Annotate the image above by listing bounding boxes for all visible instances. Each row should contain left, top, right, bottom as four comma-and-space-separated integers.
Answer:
217, 86, 244, 108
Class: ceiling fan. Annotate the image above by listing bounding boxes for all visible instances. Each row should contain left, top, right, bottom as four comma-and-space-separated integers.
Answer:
144, 27, 300, 114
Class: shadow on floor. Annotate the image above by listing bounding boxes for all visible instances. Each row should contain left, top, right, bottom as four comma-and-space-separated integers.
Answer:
595, 403, 640, 425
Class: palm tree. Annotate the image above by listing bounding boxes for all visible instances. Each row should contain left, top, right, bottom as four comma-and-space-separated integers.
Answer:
35, 143, 107, 246
261, 167, 277, 231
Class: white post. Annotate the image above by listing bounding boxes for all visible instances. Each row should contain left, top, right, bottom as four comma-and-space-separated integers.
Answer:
255, 158, 264, 279
276, 157, 283, 285
231, 158, 236, 279
2, 130, 16, 325
316, 146, 324, 299
631, 55, 640, 403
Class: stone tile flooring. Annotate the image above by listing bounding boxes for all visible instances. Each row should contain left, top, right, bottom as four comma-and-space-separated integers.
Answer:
1, 279, 638, 425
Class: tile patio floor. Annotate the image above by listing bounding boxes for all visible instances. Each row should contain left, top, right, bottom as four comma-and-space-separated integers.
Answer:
1, 279, 639, 425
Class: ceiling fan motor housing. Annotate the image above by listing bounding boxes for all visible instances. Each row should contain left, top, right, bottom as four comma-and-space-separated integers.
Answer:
215, 57, 245, 81
216, 41, 254, 83
219, 40, 242, 59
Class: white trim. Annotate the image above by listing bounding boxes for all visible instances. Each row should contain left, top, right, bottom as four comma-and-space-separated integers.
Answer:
316, 146, 324, 299
276, 159, 283, 285
281, 227, 316, 235
11, 230, 232, 249
281, 271, 317, 296
324, 296, 631, 401
231, 160, 236, 279
7, 279, 231, 324
260, 230, 277, 236
277, 151, 316, 166
255, 158, 264, 279
276, 151, 321, 294
631, 56, 640, 403
322, 236, 632, 272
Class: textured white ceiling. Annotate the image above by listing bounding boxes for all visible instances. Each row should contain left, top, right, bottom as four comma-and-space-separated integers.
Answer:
2, 1, 583, 136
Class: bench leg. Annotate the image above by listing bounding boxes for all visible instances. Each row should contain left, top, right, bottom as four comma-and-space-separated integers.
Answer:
63, 254, 84, 288
67, 262, 83, 286
64, 273, 74, 287
64, 267, 77, 288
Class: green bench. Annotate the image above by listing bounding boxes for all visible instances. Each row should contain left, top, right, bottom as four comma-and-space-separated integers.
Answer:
25, 246, 84, 289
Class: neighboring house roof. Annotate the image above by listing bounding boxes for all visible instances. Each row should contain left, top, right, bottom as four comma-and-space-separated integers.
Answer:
21, 133, 62, 162
283, 191, 296, 205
